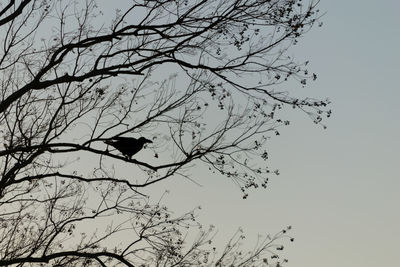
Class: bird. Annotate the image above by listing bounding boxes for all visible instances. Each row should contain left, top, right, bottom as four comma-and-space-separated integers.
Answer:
104, 136, 153, 159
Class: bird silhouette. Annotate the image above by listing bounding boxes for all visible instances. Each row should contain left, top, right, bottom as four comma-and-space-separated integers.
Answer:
104, 136, 153, 159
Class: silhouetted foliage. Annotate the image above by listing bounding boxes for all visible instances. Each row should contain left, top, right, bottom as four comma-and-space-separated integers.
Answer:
0, 0, 328, 266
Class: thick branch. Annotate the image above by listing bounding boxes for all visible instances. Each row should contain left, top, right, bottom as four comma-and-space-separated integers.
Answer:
0, 250, 134, 267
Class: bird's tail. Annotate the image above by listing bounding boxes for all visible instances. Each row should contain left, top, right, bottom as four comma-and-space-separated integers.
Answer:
104, 139, 114, 145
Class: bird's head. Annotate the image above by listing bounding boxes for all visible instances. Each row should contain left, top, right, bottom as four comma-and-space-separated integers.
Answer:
138, 137, 153, 144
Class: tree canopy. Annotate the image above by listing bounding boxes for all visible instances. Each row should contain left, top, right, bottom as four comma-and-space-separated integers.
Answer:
0, 0, 329, 266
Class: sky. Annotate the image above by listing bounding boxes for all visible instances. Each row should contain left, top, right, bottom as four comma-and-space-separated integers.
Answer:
138, 1, 400, 267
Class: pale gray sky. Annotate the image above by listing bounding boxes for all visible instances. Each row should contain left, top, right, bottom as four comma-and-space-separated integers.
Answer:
142, 1, 400, 266
96, 1, 400, 266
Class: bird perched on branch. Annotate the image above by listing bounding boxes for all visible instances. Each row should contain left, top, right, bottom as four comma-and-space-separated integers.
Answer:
104, 136, 153, 159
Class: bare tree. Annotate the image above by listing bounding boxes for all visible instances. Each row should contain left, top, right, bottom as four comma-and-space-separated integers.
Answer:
0, 0, 329, 266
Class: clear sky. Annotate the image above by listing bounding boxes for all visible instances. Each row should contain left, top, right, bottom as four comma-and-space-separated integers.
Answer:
139, 1, 400, 266
90, 1, 400, 266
